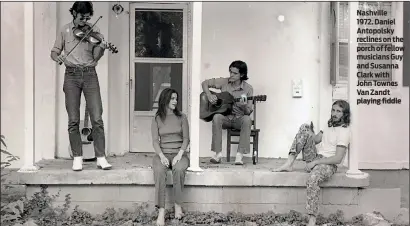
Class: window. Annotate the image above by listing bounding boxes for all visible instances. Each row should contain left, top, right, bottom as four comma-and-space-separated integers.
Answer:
130, 4, 187, 114
331, 2, 394, 84
134, 63, 183, 111
134, 9, 183, 58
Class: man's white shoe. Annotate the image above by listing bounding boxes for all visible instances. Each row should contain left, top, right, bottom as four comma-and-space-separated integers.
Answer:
72, 157, 83, 171
235, 152, 244, 165
210, 152, 222, 164
97, 157, 112, 170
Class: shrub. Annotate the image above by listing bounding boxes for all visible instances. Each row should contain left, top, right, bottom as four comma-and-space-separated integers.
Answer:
1, 135, 20, 183
1, 135, 23, 225
1, 185, 372, 226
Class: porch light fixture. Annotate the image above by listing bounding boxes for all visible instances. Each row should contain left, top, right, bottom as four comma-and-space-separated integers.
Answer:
112, 3, 124, 17
277, 15, 285, 22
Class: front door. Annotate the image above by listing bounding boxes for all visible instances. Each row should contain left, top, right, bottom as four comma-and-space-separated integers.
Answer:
129, 3, 188, 153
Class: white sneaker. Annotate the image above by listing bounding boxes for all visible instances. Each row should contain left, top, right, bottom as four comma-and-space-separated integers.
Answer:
235, 152, 243, 165
97, 157, 112, 170
72, 157, 83, 171
210, 152, 222, 164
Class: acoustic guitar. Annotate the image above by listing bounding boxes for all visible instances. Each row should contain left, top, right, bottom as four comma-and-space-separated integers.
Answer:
68, 108, 96, 160
199, 91, 267, 122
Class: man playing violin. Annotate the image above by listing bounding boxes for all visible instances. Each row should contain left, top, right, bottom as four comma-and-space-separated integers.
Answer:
201, 60, 254, 165
50, 1, 112, 171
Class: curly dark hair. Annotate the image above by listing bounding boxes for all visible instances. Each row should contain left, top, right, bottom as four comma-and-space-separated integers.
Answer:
69, 1, 94, 17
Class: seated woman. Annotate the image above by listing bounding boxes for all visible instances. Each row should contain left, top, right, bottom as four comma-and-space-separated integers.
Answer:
272, 100, 351, 226
151, 88, 190, 226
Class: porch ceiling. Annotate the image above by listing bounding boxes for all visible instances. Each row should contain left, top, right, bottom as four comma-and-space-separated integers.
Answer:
12, 153, 369, 188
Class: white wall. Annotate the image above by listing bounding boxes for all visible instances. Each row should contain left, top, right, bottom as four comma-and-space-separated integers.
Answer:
1, 2, 25, 167
107, 2, 130, 156
198, 2, 326, 159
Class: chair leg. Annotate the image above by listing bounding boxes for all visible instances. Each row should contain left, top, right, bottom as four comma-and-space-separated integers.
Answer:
252, 135, 256, 165
227, 132, 231, 162
255, 132, 259, 163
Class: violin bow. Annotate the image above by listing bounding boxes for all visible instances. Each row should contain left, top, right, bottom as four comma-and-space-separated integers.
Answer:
59, 16, 103, 65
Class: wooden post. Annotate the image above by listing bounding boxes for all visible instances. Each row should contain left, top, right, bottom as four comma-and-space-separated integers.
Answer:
187, 2, 203, 172
18, 2, 39, 173
346, 2, 367, 179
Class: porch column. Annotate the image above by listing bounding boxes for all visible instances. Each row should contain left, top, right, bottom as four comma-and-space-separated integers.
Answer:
187, 2, 203, 172
18, 2, 39, 173
346, 2, 367, 179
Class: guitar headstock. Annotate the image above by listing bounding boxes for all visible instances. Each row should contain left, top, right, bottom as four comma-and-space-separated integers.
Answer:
253, 95, 267, 102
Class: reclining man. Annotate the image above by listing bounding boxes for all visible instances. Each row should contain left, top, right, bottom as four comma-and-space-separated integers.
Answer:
272, 100, 351, 226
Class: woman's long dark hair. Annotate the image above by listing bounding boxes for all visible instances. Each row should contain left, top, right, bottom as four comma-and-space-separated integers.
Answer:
155, 88, 182, 122
328, 100, 351, 128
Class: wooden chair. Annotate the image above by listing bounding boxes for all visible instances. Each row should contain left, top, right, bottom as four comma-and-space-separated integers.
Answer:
226, 99, 260, 165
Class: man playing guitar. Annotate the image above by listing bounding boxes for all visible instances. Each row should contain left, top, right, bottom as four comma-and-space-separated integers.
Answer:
50, 1, 112, 171
201, 60, 254, 165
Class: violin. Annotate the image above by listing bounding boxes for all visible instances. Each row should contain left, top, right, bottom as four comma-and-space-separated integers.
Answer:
59, 16, 118, 65
73, 25, 118, 54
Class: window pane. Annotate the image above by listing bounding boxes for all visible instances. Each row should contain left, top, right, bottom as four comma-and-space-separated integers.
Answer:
338, 3, 349, 81
339, 2, 349, 40
134, 63, 183, 111
337, 2, 393, 82
339, 42, 348, 81
134, 9, 183, 58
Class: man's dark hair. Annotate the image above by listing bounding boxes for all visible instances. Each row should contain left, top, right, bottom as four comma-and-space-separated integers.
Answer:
229, 60, 248, 81
69, 1, 94, 17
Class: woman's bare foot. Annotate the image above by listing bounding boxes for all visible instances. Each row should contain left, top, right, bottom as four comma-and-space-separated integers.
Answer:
307, 215, 316, 226
174, 203, 184, 219
156, 208, 165, 226
271, 164, 293, 172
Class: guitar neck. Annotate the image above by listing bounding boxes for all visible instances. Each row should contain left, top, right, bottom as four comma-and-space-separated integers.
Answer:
234, 96, 257, 102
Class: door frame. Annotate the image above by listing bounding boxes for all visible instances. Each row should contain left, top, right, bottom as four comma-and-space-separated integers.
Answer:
129, 2, 189, 152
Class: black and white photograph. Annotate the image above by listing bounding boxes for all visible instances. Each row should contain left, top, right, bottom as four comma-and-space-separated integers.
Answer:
1, 1, 409, 226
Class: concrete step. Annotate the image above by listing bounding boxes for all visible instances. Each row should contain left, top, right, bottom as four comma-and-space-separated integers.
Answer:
25, 185, 401, 222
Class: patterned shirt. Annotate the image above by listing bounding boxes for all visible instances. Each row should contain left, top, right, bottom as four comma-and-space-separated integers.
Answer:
51, 21, 103, 67
204, 77, 254, 117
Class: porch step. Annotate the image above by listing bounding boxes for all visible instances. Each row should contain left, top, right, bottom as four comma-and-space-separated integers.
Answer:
13, 154, 369, 188
14, 167, 369, 188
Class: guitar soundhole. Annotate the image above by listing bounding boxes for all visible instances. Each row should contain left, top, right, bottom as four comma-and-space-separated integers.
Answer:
214, 99, 222, 108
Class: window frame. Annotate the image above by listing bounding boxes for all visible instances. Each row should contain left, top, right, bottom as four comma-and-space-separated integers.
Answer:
129, 2, 189, 117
